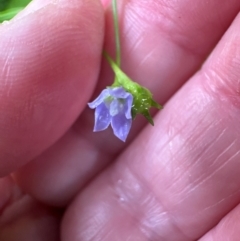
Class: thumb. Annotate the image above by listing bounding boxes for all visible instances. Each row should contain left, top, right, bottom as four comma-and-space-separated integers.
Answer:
0, 0, 104, 176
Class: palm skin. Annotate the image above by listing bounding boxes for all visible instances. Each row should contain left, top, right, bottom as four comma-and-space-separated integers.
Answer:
0, 0, 240, 240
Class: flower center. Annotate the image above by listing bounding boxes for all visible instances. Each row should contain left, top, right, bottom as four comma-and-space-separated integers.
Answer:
105, 97, 125, 116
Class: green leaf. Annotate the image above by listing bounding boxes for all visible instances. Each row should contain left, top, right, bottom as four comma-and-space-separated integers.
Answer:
0, 7, 23, 22
0, 0, 31, 22
104, 51, 162, 125
0, 0, 9, 11
7, 0, 31, 8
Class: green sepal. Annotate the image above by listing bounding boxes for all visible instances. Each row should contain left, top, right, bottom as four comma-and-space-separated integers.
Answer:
104, 51, 162, 125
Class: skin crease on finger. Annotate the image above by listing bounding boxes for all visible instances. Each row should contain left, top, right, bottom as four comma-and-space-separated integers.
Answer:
0, 0, 104, 176
61, 13, 240, 241
0, 177, 61, 241
199, 203, 240, 241
15, 0, 240, 208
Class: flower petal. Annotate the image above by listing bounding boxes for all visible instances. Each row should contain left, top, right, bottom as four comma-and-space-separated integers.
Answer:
88, 89, 110, 109
111, 113, 132, 142
94, 103, 111, 131
109, 98, 124, 116
108, 87, 131, 99
124, 94, 133, 119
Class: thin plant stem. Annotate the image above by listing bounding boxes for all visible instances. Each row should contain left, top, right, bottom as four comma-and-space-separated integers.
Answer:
112, 0, 121, 67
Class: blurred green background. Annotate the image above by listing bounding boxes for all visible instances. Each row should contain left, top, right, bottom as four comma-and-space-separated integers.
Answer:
0, 0, 31, 22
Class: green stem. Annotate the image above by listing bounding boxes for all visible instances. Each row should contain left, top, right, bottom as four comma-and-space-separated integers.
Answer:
112, 0, 121, 67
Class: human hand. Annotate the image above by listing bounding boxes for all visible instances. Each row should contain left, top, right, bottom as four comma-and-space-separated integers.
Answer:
1, 0, 240, 240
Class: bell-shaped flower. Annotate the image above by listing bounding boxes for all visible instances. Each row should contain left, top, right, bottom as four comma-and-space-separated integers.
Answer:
88, 87, 133, 142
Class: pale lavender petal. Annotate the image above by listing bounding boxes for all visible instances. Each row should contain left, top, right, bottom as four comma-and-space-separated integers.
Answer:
88, 89, 110, 109
108, 87, 131, 98
111, 113, 132, 142
109, 98, 124, 116
124, 94, 133, 119
94, 103, 111, 131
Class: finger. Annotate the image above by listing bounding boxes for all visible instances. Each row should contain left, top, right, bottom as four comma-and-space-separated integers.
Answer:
0, 177, 61, 241
100, 0, 111, 8
0, 0, 104, 176
199, 203, 240, 241
16, 0, 240, 207
0, 177, 13, 211
62, 12, 240, 241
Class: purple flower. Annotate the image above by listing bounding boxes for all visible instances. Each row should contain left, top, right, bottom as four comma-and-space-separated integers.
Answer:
88, 87, 133, 142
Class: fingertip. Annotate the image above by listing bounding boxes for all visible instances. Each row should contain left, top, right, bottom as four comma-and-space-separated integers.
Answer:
0, 0, 104, 176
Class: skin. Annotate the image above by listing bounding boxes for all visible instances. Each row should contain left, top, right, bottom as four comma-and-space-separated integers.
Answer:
0, 0, 240, 240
